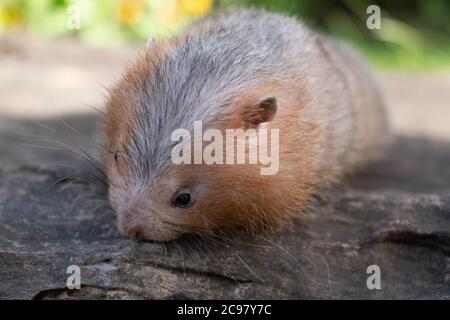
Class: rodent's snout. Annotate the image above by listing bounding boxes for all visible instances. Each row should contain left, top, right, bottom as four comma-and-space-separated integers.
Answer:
115, 207, 144, 239
115, 206, 181, 242
124, 224, 144, 240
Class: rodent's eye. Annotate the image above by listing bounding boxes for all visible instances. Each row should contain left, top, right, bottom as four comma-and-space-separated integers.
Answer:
172, 193, 191, 208
113, 149, 120, 162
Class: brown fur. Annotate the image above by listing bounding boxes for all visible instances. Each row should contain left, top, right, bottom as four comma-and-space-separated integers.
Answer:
103, 9, 389, 241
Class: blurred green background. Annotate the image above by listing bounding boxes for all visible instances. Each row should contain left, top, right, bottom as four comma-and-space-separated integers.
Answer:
1, 0, 449, 70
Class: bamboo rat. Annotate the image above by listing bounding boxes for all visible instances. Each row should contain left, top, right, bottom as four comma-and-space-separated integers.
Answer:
104, 9, 390, 241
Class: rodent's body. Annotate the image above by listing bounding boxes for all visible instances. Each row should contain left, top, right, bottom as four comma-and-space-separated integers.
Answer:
105, 10, 390, 241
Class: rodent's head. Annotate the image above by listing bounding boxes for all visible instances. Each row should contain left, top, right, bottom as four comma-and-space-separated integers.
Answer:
106, 161, 281, 242
104, 39, 311, 241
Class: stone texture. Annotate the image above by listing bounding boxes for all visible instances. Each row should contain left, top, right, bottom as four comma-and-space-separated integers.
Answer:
0, 115, 449, 299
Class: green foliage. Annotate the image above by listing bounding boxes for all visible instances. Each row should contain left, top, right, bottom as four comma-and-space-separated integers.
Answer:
217, 0, 450, 70
1, 0, 449, 70
0, 0, 212, 46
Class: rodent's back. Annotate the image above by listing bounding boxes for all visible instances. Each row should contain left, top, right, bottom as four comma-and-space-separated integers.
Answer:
186, 10, 390, 182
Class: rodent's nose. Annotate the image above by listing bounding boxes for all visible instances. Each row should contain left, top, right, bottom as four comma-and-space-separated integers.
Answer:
127, 225, 143, 239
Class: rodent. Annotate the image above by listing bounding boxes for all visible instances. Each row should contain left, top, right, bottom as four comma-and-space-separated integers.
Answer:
104, 9, 390, 241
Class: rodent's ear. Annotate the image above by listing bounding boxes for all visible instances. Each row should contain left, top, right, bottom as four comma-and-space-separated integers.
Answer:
241, 97, 277, 129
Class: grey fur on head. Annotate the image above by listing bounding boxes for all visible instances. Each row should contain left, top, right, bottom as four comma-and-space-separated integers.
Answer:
117, 9, 388, 185
127, 10, 314, 176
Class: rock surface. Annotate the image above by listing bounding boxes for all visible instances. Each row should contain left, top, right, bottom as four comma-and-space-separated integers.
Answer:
0, 115, 449, 299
